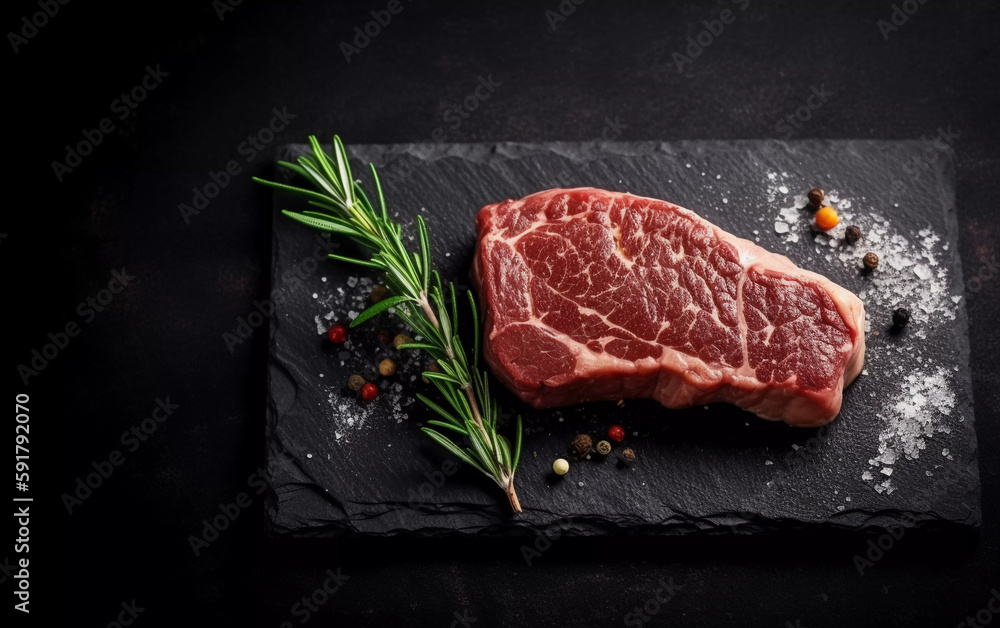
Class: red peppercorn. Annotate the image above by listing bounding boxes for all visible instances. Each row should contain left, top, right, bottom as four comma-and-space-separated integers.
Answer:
328, 324, 347, 343
360, 382, 379, 400
608, 425, 625, 442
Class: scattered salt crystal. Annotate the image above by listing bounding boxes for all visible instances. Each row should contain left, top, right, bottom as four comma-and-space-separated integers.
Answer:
347, 276, 358, 287
722, 198, 728, 204
864, 366, 956, 493
765, 460, 773, 465
306, 454, 312, 459
777, 185, 789, 194
774, 221, 789, 234
914, 265, 932, 280
312, 293, 318, 299
321, 277, 327, 282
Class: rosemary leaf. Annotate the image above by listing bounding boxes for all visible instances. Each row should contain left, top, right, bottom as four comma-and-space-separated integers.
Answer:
256, 135, 524, 512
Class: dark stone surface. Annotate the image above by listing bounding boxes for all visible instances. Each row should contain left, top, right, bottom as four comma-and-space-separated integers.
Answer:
17, 1, 998, 625
267, 140, 979, 536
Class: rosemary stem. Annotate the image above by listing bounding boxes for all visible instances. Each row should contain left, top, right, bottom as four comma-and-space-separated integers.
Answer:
462, 384, 489, 441
506, 480, 522, 513
262, 135, 523, 512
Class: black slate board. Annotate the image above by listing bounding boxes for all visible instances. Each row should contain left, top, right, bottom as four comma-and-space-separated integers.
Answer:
265, 141, 980, 536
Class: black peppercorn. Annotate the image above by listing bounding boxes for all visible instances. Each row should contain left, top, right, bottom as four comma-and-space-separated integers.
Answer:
807, 188, 825, 208
377, 329, 393, 345
570, 434, 593, 459
845, 225, 862, 245
892, 308, 910, 328
863, 252, 879, 271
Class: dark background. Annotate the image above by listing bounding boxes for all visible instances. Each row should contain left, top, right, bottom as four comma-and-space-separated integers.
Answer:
5, 0, 998, 626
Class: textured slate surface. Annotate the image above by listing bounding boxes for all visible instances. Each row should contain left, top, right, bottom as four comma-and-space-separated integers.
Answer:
265, 141, 979, 536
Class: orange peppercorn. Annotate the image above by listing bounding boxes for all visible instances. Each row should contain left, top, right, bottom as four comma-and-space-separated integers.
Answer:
815, 206, 839, 231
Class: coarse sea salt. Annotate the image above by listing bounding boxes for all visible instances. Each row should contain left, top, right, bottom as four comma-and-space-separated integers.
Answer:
865, 366, 956, 483
762, 171, 962, 495
766, 172, 957, 325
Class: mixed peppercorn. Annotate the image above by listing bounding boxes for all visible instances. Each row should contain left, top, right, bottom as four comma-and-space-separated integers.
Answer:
327, 322, 411, 403
799, 188, 917, 334
551, 424, 637, 477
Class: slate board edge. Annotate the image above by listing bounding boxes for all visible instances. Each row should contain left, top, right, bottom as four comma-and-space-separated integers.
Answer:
936, 145, 981, 527
263, 140, 979, 538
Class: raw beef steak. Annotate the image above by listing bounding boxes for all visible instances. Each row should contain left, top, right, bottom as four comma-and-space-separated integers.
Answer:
471, 188, 866, 427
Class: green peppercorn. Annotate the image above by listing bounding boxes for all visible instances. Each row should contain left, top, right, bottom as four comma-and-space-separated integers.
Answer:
595, 440, 612, 456
347, 374, 365, 392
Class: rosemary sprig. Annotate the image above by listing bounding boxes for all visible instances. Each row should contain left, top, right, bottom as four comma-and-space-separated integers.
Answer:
253, 135, 523, 512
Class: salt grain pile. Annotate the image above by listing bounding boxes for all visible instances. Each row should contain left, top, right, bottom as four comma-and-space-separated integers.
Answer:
766, 171, 962, 495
